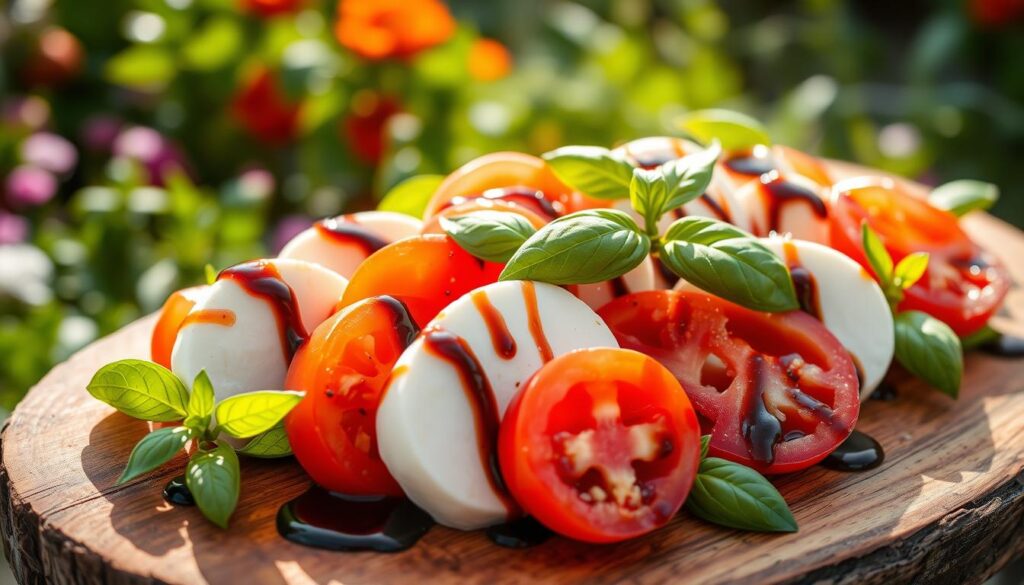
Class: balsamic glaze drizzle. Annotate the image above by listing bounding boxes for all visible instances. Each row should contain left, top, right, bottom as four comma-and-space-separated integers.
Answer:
822, 431, 885, 472
471, 290, 517, 359
723, 152, 775, 177
742, 355, 783, 464
217, 262, 308, 360
162, 476, 194, 507
448, 186, 560, 220
486, 516, 554, 548
316, 217, 389, 256
757, 173, 828, 235
981, 333, 1024, 358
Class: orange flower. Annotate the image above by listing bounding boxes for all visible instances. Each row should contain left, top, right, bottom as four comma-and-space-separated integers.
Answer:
468, 38, 512, 81
240, 0, 305, 18
231, 67, 301, 145
334, 0, 456, 61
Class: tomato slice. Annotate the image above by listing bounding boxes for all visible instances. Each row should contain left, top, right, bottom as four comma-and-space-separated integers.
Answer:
598, 291, 859, 475
829, 178, 1010, 336
498, 348, 701, 543
285, 296, 419, 496
151, 286, 208, 369
339, 234, 503, 327
419, 198, 549, 235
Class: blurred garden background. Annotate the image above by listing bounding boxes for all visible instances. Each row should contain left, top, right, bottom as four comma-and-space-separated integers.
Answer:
0, 0, 1022, 410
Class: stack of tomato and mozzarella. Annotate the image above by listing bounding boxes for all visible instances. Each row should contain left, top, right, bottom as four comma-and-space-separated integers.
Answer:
148, 136, 1010, 543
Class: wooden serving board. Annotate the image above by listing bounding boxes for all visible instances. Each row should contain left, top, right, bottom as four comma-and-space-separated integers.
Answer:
2, 185, 1024, 584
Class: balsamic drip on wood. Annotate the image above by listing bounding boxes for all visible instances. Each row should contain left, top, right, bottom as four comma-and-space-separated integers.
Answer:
822, 430, 884, 472
315, 217, 389, 256
758, 173, 828, 235
218, 262, 308, 360
449, 186, 560, 220
723, 151, 775, 177
869, 383, 899, 401
486, 516, 554, 548
162, 476, 194, 506
980, 333, 1024, 358
422, 329, 516, 514
471, 290, 517, 359
742, 355, 783, 464
277, 486, 434, 552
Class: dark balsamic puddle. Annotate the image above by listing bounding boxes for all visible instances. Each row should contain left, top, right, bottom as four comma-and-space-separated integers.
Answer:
822, 431, 885, 472
486, 516, 553, 548
980, 333, 1024, 358
163, 476, 194, 506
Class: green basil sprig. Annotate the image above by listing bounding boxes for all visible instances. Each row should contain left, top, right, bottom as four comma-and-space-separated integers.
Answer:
685, 435, 797, 533
630, 142, 720, 235
87, 363, 302, 527
541, 146, 635, 200
661, 218, 798, 312
499, 209, 651, 284
441, 211, 537, 263
861, 223, 929, 308
929, 180, 999, 217
677, 109, 772, 151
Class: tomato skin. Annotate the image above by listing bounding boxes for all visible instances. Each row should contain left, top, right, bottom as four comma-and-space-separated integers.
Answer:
499, 348, 701, 543
285, 296, 418, 496
151, 286, 208, 369
339, 234, 503, 326
599, 291, 859, 475
829, 178, 1010, 336
419, 198, 548, 235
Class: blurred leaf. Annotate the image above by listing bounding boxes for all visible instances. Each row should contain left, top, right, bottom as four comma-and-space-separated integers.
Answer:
414, 29, 473, 88
377, 175, 445, 217
181, 17, 243, 71
105, 46, 176, 90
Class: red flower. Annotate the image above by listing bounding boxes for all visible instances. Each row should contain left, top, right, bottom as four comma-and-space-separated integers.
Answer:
231, 67, 301, 145
239, 0, 304, 18
334, 0, 456, 61
20, 27, 83, 88
468, 39, 512, 82
343, 92, 401, 165
970, 0, 1024, 26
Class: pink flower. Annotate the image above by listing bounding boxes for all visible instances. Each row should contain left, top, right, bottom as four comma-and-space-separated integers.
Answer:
81, 115, 123, 153
21, 132, 78, 175
5, 165, 57, 208
1, 96, 50, 131
113, 126, 189, 186
0, 212, 29, 244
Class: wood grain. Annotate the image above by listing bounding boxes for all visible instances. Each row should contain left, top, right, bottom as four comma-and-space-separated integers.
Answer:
1, 173, 1023, 584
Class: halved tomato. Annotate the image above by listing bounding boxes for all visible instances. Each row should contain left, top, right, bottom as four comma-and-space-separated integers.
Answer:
285, 296, 419, 496
339, 234, 503, 327
151, 286, 208, 369
829, 178, 1010, 336
498, 348, 701, 543
598, 291, 859, 475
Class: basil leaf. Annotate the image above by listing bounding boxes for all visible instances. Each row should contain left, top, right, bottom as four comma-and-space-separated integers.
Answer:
629, 168, 669, 234
861, 222, 894, 285
377, 174, 445, 218
661, 217, 798, 312
186, 444, 240, 528
677, 109, 772, 150
893, 252, 929, 290
961, 323, 1000, 351
699, 435, 711, 460
440, 210, 536, 263
204, 264, 217, 285
929, 180, 999, 217
238, 422, 293, 458
659, 141, 721, 211
686, 457, 797, 532
118, 426, 194, 484
893, 311, 963, 398
214, 390, 304, 439
87, 359, 189, 422
188, 370, 216, 422
499, 209, 650, 284
542, 146, 635, 200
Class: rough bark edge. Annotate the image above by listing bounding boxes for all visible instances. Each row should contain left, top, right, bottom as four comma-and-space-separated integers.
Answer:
788, 470, 1024, 585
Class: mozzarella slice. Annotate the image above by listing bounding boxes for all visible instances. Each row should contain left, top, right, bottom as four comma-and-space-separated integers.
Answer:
172, 258, 348, 401
377, 281, 619, 530
733, 171, 831, 245
675, 238, 893, 399
573, 257, 657, 309
278, 211, 422, 279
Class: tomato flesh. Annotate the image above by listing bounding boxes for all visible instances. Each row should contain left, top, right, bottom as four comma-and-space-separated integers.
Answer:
339, 234, 503, 327
499, 348, 701, 543
599, 291, 859, 474
829, 179, 1010, 336
285, 296, 419, 496
151, 286, 208, 369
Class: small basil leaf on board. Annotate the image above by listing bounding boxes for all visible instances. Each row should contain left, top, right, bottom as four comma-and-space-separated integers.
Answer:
677, 109, 772, 151
188, 370, 216, 422
699, 435, 711, 460
377, 174, 445, 218
893, 252, 929, 290
238, 422, 293, 458
542, 146, 635, 200
186, 444, 240, 529
861, 222, 894, 285
629, 168, 669, 234
440, 211, 537, 263
118, 426, 194, 484
661, 217, 798, 313
929, 180, 999, 217
214, 390, 304, 439
87, 359, 189, 422
659, 141, 721, 211
893, 311, 963, 398
499, 209, 650, 284
686, 457, 797, 533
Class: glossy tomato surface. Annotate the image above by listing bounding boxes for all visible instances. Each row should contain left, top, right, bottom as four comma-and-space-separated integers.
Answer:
285, 296, 419, 496
829, 178, 1010, 336
499, 348, 701, 543
339, 234, 503, 327
151, 286, 208, 369
599, 291, 859, 474
419, 198, 549, 235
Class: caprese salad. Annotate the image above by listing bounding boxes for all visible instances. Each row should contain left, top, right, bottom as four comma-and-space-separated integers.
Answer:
87, 109, 1015, 549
